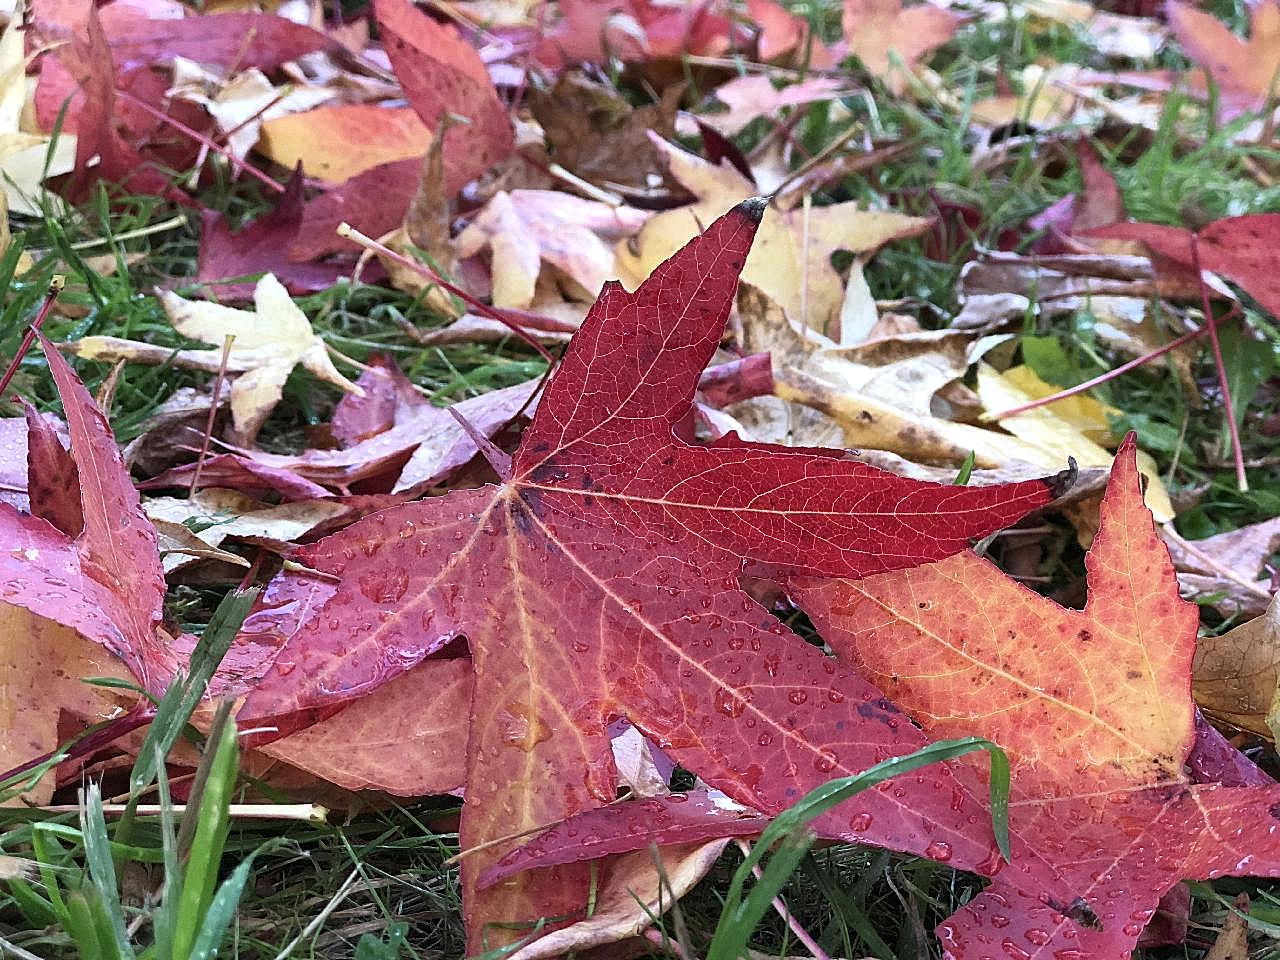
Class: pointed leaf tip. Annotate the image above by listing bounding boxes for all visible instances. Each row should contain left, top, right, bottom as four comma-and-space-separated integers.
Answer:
737, 196, 769, 223
1048, 457, 1078, 500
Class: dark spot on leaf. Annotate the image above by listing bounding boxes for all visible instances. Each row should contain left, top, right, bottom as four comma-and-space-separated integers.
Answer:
1065, 897, 1102, 930
1269, 802, 1280, 820
1126, 670, 1142, 679
1078, 630, 1092, 643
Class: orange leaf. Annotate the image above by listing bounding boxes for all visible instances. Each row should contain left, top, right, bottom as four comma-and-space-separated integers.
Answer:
258, 105, 432, 185
792, 436, 1280, 958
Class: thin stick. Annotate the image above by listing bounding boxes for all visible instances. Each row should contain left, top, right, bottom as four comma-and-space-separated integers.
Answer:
732, 839, 832, 960
189, 333, 235, 498
69, 215, 188, 249
37, 803, 326, 821
115, 90, 286, 194
985, 303, 1241, 421
336, 223, 556, 364
1189, 234, 1248, 491
1160, 523, 1272, 600
0, 276, 64, 398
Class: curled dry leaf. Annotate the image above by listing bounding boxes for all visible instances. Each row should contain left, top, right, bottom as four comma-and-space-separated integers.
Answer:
454, 190, 652, 310
1162, 518, 1280, 618
1193, 592, 1280, 740
791, 437, 1280, 960
504, 842, 732, 960
66, 274, 363, 444
235, 200, 1064, 950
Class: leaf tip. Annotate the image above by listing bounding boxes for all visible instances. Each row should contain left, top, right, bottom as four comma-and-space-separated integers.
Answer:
1047, 456, 1078, 500
737, 195, 769, 224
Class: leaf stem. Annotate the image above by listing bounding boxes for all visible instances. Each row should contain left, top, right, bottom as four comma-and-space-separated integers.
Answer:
984, 301, 1241, 421
1189, 233, 1248, 491
335, 222, 557, 364
0, 276, 64, 399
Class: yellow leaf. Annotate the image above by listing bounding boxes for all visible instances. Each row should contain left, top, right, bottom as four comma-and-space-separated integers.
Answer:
259, 104, 433, 184
615, 138, 929, 340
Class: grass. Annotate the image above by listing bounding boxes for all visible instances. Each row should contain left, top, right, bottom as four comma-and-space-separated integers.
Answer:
2, 0, 1280, 956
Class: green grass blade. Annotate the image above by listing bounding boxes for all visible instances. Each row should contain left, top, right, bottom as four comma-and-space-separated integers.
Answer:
172, 702, 239, 960
707, 737, 1010, 960
129, 587, 256, 795
80, 786, 135, 960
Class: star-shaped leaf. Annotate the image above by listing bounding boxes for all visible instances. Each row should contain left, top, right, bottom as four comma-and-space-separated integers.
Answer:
65, 274, 362, 444
238, 199, 1064, 949
792, 437, 1280, 959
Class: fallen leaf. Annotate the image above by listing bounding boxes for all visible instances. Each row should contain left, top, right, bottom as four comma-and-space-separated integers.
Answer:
140, 453, 333, 502
167, 59, 334, 164
1203, 892, 1251, 960
34, 8, 337, 73
198, 173, 353, 298
529, 72, 682, 198
616, 137, 930, 339
0, 0, 76, 215
40, 7, 174, 200
1085, 214, 1280, 320
791, 436, 1280, 959
1161, 518, 1280, 618
1187, 710, 1274, 788
977, 362, 1174, 521
258, 105, 433, 184
143, 489, 348, 553
454, 190, 651, 309
235, 200, 1063, 949
150, 517, 248, 573
843, 0, 962, 85
484, 792, 770, 882
67, 274, 363, 444
747, 0, 836, 65
504, 842, 732, 960
1167, 0, 1280, 113
0, 605, 133, 803
230, 376, 540, 493
1193, 592, 1280, 739
373, 0, 512, 191
699, 75, 856, 137
0, 332, 176, 693
289, 157, 422, 263
259, 656, 472, 795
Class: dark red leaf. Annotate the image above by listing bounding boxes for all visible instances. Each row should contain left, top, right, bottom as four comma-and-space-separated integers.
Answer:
21, 399, 82, 538
198, 172, 353, 299
237, 198, 1062, 947
373, 0, 512, 191
289, 158, 421, 263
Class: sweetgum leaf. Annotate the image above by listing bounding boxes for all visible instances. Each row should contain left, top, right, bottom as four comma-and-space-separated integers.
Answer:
0, 331, 175, 692
792, 436, 1280, 959
239, 198, 1063, 947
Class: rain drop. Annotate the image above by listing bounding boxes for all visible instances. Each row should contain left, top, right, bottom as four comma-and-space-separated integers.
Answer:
848, 812, 873, 832
924, 841, 953, 862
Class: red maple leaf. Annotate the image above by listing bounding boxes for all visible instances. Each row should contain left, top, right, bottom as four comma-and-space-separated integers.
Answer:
238, 198, 1066, 948
791, 437, 1280, 959
0, 331, 176, 692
